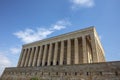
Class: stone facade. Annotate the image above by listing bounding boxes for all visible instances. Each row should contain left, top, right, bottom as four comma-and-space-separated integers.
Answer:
0, 27, 120, 80
1, 61, 120, 80
17, 27, 105, 68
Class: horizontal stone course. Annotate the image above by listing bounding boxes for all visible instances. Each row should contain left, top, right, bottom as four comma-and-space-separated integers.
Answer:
1, 61, 120, 80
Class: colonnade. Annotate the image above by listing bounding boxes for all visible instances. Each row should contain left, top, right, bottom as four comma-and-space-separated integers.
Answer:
18, 35, 97, 67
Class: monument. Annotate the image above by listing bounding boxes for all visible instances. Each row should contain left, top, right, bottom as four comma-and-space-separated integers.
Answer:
0, 27, 120, 80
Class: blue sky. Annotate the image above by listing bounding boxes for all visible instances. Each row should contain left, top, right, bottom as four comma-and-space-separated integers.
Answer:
0, 0, 120, 75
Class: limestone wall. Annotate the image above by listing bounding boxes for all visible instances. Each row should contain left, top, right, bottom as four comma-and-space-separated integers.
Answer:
1, 61, 120, 80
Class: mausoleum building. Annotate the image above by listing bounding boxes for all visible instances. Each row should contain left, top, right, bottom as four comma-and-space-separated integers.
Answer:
1, 27, 120, 80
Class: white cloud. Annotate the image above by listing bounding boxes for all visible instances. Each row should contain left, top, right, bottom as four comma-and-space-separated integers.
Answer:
52, 25, 65, 30
70, 0, 95, 9
52, 19, 71, 30
14, 20, 71, 43
10, 47, 21, 54
0, 52, 12, 76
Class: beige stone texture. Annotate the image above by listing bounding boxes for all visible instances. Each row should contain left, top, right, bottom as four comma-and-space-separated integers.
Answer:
1, 61, 120, 80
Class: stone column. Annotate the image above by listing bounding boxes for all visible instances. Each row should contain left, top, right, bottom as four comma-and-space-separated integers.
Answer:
17, 48, 24, 67
82, 36, 88, 63
90, 34, 98, 62
20, 49, 27, 67
53, 42, 58, 65
42, 45, 47, 66
47, 43, 52, 66
37, 46, 42, 66
24, 48, 30, 67
32, 46, 39, 66
28, 47, 34, 67
67, 39, 71, 65
60, 41, 64, 65
74, 38, 79, 64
